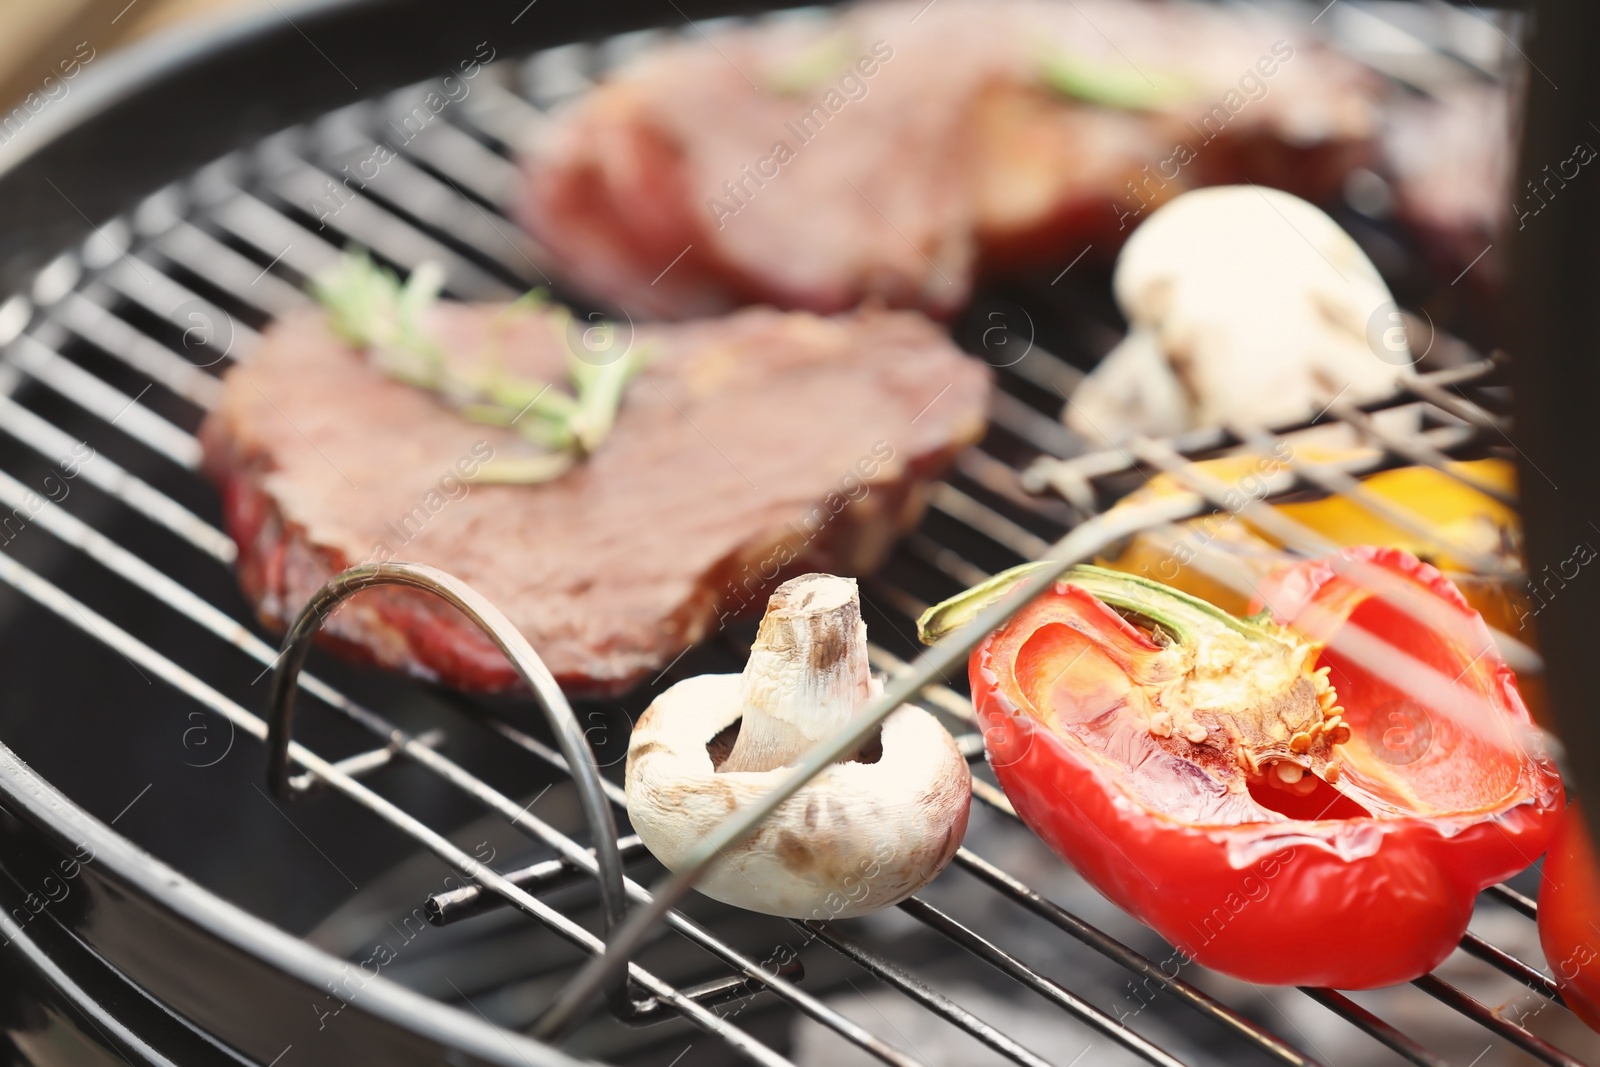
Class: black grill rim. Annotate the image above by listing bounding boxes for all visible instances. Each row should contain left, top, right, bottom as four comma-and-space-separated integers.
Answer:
0, 738, 582, 1067
0, 2, 1588, 1067
0, 0, 808, 297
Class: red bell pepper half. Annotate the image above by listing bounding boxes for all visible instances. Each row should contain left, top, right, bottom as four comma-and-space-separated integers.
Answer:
1539, 805, 1600, 1032
928, 546, 1562, 988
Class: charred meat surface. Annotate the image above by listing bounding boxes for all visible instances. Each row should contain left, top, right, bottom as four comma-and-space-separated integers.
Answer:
201, 303, 990, 694
518, 0, 1382, 318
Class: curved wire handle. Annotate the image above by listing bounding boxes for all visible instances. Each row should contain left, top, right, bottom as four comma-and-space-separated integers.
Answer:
263, 561, 630, 993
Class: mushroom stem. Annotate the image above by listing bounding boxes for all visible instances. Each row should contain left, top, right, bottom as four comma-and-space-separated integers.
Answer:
717, 573, 873, 773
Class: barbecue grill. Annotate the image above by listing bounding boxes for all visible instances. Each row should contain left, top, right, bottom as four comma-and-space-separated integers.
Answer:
0, 1, 1594, 1065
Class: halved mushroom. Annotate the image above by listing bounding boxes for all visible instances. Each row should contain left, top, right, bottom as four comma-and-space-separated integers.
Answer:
625, 573, 970, 919
1065, 185, 1412, 444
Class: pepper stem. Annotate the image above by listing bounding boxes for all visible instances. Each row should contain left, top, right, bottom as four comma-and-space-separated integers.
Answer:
719, 574, 874, 773
917, 561, 1281, 647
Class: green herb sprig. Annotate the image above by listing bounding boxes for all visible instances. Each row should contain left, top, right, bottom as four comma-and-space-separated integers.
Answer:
1039, 49, 1194, 111
764, 30, 854, 94
313, 252, 649, 484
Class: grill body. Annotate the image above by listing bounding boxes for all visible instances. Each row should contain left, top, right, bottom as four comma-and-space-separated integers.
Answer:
0, 2, 1593, 1066
0, 743, 566, 1066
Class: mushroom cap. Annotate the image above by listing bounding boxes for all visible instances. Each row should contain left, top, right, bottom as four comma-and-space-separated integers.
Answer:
625, 673, 971, 919
1068, 185, 1410, 443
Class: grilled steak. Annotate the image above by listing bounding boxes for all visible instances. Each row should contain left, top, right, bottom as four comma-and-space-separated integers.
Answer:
202, 303, 990, 695
518, 0, 1382, 319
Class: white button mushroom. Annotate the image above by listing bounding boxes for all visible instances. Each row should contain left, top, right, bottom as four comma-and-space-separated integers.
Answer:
625, 573, 970, 919
1066, 185, 1413, 444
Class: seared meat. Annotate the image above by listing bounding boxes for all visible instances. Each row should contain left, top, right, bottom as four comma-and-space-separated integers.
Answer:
518, 0, 1382, 318
201, 303, 989, 695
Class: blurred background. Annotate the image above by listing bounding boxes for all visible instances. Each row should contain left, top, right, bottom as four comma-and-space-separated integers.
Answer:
0, 0, 262, 111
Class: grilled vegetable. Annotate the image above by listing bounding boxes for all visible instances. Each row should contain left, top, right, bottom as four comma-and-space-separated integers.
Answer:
1097, 453, 1522, 620
627, 574, 970, 918
1539, 806, 1600, 1033
1089, 452, 1550, 725
1065, 186, 1408, 443
938, 547, 1561, 986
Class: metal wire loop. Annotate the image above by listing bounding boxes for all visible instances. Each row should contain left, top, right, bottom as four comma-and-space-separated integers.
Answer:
262, 560, 633, 1009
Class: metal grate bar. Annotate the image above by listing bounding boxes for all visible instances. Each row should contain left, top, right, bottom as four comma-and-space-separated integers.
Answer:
928, 482, 1052, 560
308, 109, 543, 285
952, 448, 1075, 523
1228, 423, 1515, 579
901, 532, 992, 592
1458, 932, 1563, 1003
100, 255, 263, 351
5, 333, 200, 468
1023, 358, 1502, 490
377, 92, 525, 207
1487, 884, 1540, 920
863, 643, 978, 724
1297, 989, 1450, 1067
463, 70, 555, 145
146, 219, 308, 315
894, 897, 1186, 1067
952, 848, 1321, 1066
862, 577, 929, 629
794, 920, 1058, 1067
1412, 974, 1582, 1067
0, 548, 795, 1067
204, 187, 347, 281
48, 288, 226, 408
260, 161, 516, 300
987, 390, 1081, 458
1023, 420, 1484, 519
286, 728, 447, 794
487, 716, 629, 808
429, 835, 652, 926
1325, 400, 1517, 507
0, 381, 234, 560
998, 343, 1084, 399
1403, 377, 1509, 434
